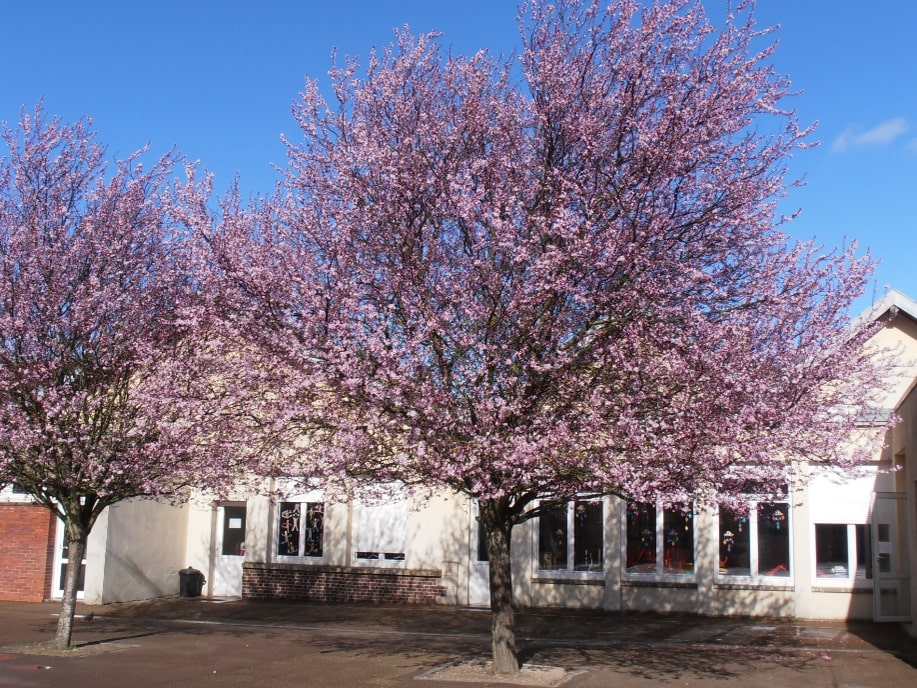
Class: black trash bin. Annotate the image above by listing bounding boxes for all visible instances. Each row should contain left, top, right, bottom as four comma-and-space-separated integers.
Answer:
179, 567, 206, 597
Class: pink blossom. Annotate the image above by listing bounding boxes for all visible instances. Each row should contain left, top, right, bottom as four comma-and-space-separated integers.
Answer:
202, 0, 890, 674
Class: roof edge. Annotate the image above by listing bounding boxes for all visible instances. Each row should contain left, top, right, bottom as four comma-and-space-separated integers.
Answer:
853, 287, 917, 327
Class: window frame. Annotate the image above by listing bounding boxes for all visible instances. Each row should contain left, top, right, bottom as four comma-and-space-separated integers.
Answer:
272, 488, 326, 563
351, 484, 408, 567
533, 497, 605, 578
812, 522, 872, 589
276, 501, 325, 559
0, 484, 35, 503
622, 500, 697, 580
717, 500, 793, 583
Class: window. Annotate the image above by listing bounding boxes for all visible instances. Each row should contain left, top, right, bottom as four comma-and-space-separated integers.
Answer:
815, 523, 871, 581
625, 502, 694, 575
0, 483, 34, 503
352, 485, 407, 563
277, 502, 324, 557
719, 502, 790, 578
808, 470, 873, 583
221, 505, 247, 556
538, 499, 603, 572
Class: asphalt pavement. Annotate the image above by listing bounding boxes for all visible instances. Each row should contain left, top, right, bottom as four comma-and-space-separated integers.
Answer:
1, 597, 916, 687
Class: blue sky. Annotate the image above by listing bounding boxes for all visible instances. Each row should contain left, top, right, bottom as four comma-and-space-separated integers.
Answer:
2, 1, 914, 314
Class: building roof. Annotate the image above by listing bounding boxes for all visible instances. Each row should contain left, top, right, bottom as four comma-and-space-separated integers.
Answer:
854, 287, 917, 328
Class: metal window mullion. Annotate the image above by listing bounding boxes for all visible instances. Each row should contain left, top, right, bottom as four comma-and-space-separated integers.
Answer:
749, 502, 760, 578
566, 502, 575, 571
299, 502, 306, 555
847, 523, 857, 580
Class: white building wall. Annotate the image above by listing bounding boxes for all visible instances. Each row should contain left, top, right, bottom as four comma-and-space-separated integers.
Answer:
887, 383, 917, 632
404, 492, 467, 604
133, 296, 916, 617
80, 509, 109, 604
160, 293, 917, 619
244, 494, 271, 564
99, 498, 189, 603
183, 494, 217, 593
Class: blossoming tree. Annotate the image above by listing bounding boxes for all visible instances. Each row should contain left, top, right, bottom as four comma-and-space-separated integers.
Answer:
208, 0, 887, 674
0, 107, 219, 649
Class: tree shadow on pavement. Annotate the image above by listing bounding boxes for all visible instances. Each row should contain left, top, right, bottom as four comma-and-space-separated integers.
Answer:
522, 641, 825, 684
82, 601, 917, 685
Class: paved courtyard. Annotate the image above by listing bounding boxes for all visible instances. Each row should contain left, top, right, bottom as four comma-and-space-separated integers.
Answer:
1, 598, 916, 687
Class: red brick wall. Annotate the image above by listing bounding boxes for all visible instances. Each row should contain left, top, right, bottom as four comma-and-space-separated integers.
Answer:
242, 562, 447, 604
0, 503, 56, 602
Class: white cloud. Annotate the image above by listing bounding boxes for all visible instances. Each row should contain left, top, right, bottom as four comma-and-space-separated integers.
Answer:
832, 117, 910, 152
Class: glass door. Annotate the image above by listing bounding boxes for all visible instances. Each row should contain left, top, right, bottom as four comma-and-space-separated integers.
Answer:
468, 503, 490, 607
211, 504, 246, 597
53, 522, 86, 600
873, 493, 911, 622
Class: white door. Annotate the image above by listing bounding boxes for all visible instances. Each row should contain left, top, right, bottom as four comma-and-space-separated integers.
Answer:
873, 493, 911, 622
212, 504, 246, 597
468, 504, 490, 607
52, 521, 85, 600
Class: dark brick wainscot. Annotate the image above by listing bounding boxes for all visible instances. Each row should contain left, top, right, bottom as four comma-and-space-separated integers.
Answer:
242, 562, 447, 604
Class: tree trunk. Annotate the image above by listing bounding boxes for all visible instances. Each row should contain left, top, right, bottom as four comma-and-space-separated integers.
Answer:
53, 531, 86, 650
481, 499, 520, 675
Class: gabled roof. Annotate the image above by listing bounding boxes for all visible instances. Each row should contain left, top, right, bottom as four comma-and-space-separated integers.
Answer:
853, 287, 917, 328
853, 288, 917, 420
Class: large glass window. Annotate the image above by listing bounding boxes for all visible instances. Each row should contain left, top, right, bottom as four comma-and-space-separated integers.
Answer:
277, 502, 324, 557
719, 510, 751, 575
538, 499, 603, 572
719, 502, 790, 578
626, 502, 694, 576
757, 503, 790, 577
663, 505, 695, 574
625, 502, 657, 573
815, 523, 871, 581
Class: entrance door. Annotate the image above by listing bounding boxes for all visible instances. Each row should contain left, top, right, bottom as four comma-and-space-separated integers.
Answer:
53, 522, 85, 600
468, 504, 490, 607
212, 504, 246, 597
873, 493, 911, 622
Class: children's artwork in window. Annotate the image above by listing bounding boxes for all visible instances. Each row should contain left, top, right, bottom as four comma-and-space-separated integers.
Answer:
625, 502, 656, 573
718, 502, 790, 578
757, 503, 790, 577
663, 504, 694, 574
573, 500, 603, 571
303, 502, 324, 557
278, 501, 324, 557
538, 499, 604, 572
627, 501, 694, 576
719, 509, 751, 575
278, 502, 301, 556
